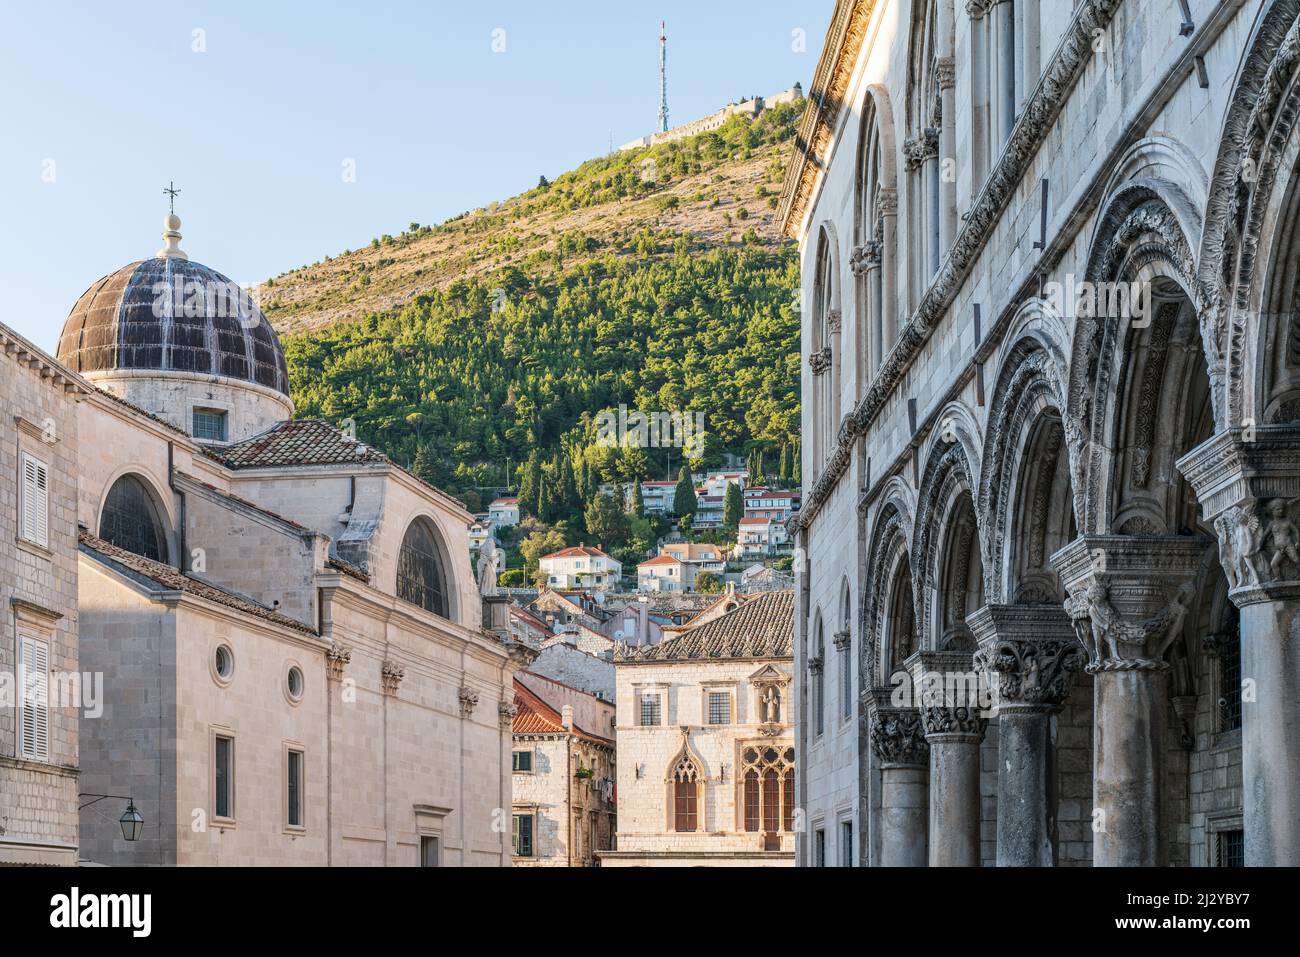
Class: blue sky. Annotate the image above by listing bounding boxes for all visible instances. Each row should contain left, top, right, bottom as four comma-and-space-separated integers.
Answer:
0, 1, 829, 351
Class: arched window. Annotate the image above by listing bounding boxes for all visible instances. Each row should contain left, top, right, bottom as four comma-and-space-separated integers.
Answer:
887, 562, 916, 675
99, 475, 168, 563
397, 518, 451, 620
839, 585, 853, 719
811, 230, 839, 477
671, 754, 700, 832
854, 95, 895, 377
740, 746, 796, 834
813, 620, 826, 736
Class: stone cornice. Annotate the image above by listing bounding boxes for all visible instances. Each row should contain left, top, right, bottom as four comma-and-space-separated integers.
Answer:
789, 0, 1125, 535
0, 323, 88, 397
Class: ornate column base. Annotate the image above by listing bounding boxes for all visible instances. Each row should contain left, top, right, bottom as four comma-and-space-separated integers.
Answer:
970, 604, 1082, 867
868, 690, 929, 867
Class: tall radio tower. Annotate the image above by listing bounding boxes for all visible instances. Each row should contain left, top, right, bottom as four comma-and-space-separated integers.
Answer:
658, 21, 669, 133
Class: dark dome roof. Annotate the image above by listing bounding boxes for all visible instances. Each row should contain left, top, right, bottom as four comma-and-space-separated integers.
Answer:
57, 257, 290, 397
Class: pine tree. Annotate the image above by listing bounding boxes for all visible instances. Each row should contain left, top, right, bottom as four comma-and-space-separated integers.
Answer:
723, 481, 744, 530
673, 465, 697, 518
412, 444, 437, 485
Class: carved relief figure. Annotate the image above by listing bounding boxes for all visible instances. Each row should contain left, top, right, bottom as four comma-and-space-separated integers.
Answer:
1263, 497, 1300, 579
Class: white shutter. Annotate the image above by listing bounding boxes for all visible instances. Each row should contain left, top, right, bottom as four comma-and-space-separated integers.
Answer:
19, 635, 50, 761
21, 454, 49, 548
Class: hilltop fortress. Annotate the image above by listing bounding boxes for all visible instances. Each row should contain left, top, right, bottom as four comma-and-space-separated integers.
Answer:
619, 84, 803, 152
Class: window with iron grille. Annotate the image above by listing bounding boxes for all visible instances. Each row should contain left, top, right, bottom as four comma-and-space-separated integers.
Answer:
214, 735, 234, 820
397, 519, 449, 619
286, 749, 304, 828
1216, 829, 1244, 867
639, 693, 661, 726
1219, 620, 1243, 733
192, 408, 228, 442
100, 474, 168, 563
707, 691, 730, 725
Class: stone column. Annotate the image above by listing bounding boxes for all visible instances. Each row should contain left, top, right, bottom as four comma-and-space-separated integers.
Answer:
935, 57, 958, 254
877, 188, 898, 353
1177, 426, 1300, 865
993, 0, 1016, 147
1052, 536, 1207, 867
849, 241, 882, 376
922, 129, 941, 278
970, 604, 1082, 866
868, 691, 929, 867
911, 651, 985, 866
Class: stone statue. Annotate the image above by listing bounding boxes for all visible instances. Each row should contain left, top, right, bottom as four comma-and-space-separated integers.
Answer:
477, 537, 501, 597
1216, 501, 1262, 588
762, 686, 781, 724
1262, 497, 1300, 580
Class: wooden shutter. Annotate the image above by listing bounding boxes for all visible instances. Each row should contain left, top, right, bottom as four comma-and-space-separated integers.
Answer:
21, 454, 49, 548
19, 635, 50, 761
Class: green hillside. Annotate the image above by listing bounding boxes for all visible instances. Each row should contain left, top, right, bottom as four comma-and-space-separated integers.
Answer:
268, 102, 804, 564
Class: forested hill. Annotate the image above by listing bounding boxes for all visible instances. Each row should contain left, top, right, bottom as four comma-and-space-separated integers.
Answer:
265, 101, 804, 512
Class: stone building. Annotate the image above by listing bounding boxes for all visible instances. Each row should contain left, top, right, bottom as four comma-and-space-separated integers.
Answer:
601, 591, 795, 866
783, 0, 1300, 867
510, 672, 615, 866
0, 324, 84, 866
3, 213, 533, 865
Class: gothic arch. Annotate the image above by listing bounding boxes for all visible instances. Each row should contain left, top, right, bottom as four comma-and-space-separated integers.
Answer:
1067, 178, 1206, 534
912, 436, 983, 651
811, 222, 845, 477
980, 312, 1077, 603
1196, 2, 1300, 428
666, 733, 706, 832
862, 492, 916, 688
852, 84, 901, 377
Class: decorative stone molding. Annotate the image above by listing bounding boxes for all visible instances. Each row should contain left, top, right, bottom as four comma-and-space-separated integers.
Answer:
869, 707, 929, 767
459, 685, 480, 716
875, 186, 898, 217
921, 127, 940, 160
809, 346, 833, 375
498, 699, 518, 728
965, 0, 993, 19
902, 135, 926, 172
381, 660, 405, 695
1129, 303, 1178, 487
826, 308, 843, 335
787, 0, 1126, 536
807, 654, 824, 676
832, 630, 851, 652
326, 643, 352, 682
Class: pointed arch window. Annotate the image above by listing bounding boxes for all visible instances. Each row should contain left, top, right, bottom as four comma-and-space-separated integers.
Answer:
99, 474, 168, 563
740, 746, 796, 834
671, 753, 701, 832
397, 518, 450, 620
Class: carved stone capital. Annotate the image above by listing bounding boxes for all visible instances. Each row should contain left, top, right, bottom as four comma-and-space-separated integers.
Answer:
920, 704, 987, 739
876, 187, 898, 217
832, 630, 851, 652
381, 660, 405, 696
934, 57, 956, 91
1053, 536, 1205, 673
1177, 427, 1300, 603
850, 241, 881, 276
326, 643, 352, 682
975, 635, 1082, 710
868, 705, 929, 767
807, 654, 824, 675
965, 0, 993, 20
498, 699, 518, 728
809, 346, 833, 375
459, 685, 480, 716
921, 127, 940, 159
826, 308, 842, 335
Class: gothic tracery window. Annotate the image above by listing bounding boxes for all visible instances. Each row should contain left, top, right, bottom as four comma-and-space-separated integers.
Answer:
671, 754, 701, 832
397, 518, 450, 619
740, 746, 796, 834
99, 474, 168, 563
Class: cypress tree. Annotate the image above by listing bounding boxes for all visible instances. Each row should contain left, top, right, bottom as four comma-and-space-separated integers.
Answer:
673, 465, 697, 518
723, 481, 744, 530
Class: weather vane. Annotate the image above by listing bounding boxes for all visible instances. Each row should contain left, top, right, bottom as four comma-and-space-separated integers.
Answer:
163, 181, 181, 214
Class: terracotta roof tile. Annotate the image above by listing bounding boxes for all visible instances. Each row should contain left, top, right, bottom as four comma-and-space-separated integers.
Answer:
214, 419, 389, 469
512, 678, 611, 744
617, 591, 793, 662
79, 531, 317, 635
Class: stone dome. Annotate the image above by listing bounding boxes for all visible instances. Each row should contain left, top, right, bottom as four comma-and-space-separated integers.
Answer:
57, 217, 290, 397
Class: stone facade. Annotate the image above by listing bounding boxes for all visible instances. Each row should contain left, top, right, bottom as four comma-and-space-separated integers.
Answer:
0, 325, 84, 866
784, 0, 1300, 866
601, 592, 795, 866
511, 673, 615, 866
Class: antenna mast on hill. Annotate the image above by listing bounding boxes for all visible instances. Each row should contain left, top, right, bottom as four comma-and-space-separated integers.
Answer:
658, 21, 669, 133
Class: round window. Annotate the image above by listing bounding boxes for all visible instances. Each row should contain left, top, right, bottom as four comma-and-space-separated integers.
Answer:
214, 644, 234, 682
287, 665, 304, 701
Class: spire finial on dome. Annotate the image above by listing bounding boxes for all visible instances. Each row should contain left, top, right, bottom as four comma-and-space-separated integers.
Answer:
157, 181, 187, 260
